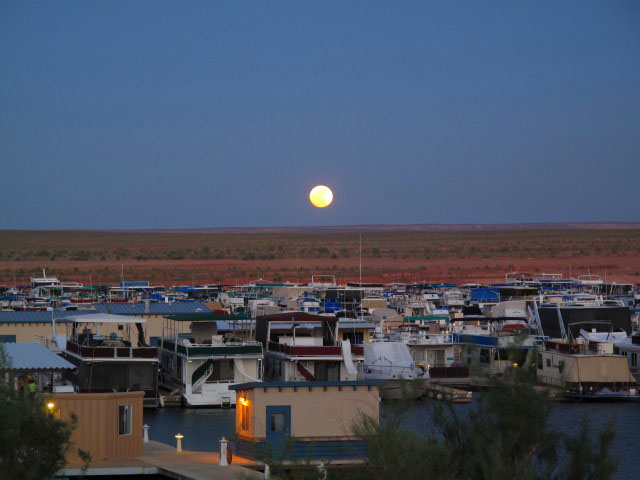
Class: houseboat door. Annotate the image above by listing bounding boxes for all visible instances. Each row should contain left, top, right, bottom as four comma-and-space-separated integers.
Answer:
265, 405, 291, 457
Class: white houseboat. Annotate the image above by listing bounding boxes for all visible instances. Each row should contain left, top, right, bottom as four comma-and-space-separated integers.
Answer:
159, 313, 263, 407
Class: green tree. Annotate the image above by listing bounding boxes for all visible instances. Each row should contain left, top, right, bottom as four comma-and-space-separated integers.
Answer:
0, 345, 88, 480
352, 378, 618, 480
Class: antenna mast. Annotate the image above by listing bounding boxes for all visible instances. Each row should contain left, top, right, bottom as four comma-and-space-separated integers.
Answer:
359, 233, 362, 285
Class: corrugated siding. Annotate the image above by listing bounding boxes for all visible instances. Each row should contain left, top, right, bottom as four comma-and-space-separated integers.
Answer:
94, 302, 211, 315
0, 310, 95, 324
234, 439, 366, 461
3, 342, 76, 370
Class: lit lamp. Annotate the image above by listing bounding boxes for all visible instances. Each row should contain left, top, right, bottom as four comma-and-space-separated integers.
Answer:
175, 433, 184, 452
238, 396, 248, 406
47, 402, 55, 410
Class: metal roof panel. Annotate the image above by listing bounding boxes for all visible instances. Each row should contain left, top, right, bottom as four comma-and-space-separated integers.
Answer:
2, 342, 76, 371
93, 302, 211, 315
0, 310, 97, 324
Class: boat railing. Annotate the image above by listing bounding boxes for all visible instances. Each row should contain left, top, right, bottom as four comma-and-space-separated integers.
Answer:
365, 364, 420, 377
160, 338, 263, 357
35, 335, 56, 350
66, 341, 157, 359
404, 333, 454, 345
218, 340, 263, 347
267, 341, 364, 357
429, 365, 469, 378
268, 341, 342, 357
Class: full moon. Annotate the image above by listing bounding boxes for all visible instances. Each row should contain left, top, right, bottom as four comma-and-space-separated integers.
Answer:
309, 185, 333, 208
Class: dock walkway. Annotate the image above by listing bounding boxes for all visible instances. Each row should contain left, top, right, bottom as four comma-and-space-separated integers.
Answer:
59, 440, 263, 479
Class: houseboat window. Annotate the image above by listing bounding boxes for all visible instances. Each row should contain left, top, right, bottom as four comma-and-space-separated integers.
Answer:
537, 354, 543, 369
479, 349, 490, 364
493, 350, 508, 361
210, 360, 235, 381
270, 413, 285, 433
315, 362, 340, 381
632, 353, 638, 368
343, 332, 363, 345
241, 404, 249, 431
129, 366, 156, 390
546, 358, 551, 368
118, 404, 132, 435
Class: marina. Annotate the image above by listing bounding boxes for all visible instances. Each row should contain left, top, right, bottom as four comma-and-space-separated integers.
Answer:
4, 268, 637, 478
2, 270, 640, 404
3, 2, 639, 478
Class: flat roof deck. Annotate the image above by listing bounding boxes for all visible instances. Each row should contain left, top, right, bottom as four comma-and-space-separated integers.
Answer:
59, 439, 262, 479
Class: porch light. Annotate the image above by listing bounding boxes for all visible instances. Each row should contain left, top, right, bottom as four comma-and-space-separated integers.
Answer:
512, 363, 518, 367
47, 402, 55, 410
239, 396, 248, 406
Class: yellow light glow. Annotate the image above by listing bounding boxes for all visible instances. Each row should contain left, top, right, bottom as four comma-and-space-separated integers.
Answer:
175, 433, 184, 439
512, 363, 518, 367
239, 396, 248, 406
309, 185, 333, 208
47, 402, 55, 410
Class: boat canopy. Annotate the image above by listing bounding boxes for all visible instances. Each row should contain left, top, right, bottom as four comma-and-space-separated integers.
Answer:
61, 313, 146, 324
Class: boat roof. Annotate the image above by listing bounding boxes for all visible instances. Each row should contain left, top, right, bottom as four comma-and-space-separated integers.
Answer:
94, 301, 211, 315
257, 312, 339, 323
166, 313, 251, 322
2, 343, 76, 372
60, 313, 146, 324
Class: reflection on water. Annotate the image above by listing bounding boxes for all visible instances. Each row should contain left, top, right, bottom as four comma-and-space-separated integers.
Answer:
144, 408, 236, 453
144, 400, 640, 479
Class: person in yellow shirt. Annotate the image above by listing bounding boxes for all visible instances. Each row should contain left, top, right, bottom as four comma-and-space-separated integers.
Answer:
27, 375, 36, 397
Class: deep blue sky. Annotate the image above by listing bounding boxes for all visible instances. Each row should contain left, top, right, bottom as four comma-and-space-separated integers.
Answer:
1, 1, 639, 229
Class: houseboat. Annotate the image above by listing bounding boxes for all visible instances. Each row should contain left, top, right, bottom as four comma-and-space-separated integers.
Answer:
363, 336, 428, 400
60, 313, 160, 408
158, 312, 263, 407
255, 312, 364, 382
537, 337, 637, 400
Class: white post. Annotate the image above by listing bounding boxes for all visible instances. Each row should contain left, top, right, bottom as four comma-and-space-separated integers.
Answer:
264, 464, 270, 479
219, 437, 228, 466
142, 424, 150, 443
175, 434, 183, 452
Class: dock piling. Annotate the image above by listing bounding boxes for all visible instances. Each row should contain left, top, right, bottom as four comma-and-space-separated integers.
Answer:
219, 437, 229, 466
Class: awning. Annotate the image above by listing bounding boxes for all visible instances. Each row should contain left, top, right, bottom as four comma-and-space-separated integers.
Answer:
1, 343, 76, 372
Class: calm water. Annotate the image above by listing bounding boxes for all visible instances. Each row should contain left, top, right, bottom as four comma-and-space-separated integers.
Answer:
144, 400, 640, 479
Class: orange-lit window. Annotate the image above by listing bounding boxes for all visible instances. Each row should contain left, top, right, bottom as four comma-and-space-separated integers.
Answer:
241, 404, 249, 431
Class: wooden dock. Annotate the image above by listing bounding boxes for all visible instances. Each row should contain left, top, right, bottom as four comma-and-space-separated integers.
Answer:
59, 440, 263, 479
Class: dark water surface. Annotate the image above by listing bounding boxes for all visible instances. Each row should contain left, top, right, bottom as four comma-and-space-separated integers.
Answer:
144, 400, 639, 479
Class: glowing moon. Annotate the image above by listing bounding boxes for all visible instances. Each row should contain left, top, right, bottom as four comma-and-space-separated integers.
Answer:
309, 185, 333, 208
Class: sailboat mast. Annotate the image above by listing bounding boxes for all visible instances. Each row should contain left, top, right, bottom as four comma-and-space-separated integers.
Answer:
359, 233, 362, 285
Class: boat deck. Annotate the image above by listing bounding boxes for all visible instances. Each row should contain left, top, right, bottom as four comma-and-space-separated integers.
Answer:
59, 439, 263, 479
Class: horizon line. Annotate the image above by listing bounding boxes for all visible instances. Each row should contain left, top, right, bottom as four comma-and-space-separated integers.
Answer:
3, 221, 640, 234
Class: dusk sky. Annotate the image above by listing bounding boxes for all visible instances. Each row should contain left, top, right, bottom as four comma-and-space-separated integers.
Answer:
2, 1, 639, 229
